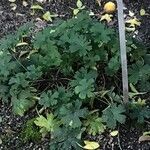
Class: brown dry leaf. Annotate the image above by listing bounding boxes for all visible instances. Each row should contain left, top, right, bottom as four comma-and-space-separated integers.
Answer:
5, 128, 15, 134
100, 14, 113, 23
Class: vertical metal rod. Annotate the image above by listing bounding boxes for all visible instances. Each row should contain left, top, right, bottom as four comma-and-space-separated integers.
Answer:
116, 0, 128, 103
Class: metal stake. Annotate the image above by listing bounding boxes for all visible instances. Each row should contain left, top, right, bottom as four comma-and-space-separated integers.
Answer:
116, 0, 128, 103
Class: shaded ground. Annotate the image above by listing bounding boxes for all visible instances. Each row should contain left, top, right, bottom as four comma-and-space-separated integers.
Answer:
0, 0, 150, 150
0, 103, 49, 150
0, 0, 150, 45
0, 102, 150, 150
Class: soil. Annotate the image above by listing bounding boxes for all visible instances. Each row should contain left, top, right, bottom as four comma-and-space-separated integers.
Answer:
0, 0, 150, 45
0, 103, 49, 150
86, 124, 150, 150
0, 0, 150, 150
0, 102, 150, 150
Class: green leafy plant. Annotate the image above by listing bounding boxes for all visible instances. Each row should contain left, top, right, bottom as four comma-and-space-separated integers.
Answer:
73, 0, 85, 15
75, 78, 95, 99
128, 99, 150, 123
34, 113, 61, 136
39, 90, 59, 108
102, 104, 126, 129
129, 61, 150, 85
11, 89, 36, 116
84, 112, 106, 136
50, 127, 83, 150
0, 11, 150, 149
58, 100, 88, 128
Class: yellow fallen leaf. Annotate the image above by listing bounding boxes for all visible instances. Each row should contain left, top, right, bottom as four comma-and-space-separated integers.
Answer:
77, 0, 83, 8
43, 11, 58, 22
136, 98, 146, 106
143, 131, 150, 136
83, 141, 100, 150
73, 9, 80, 15
110, 130, 118, 137
27, 49, 38, 59
126, 17, 141, 27
16, 42, 28, 47
19, 51, 28, 58
43, 11, 52, 22
140, 9, 146, 16
100, 14, 113, 23
139, 135, 150, 142
31, 4, 43, 10
129, 83, 138, 93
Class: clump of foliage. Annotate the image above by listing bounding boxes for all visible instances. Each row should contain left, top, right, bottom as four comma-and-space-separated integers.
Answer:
20, 118, 41, 142
0, 11, 150, 149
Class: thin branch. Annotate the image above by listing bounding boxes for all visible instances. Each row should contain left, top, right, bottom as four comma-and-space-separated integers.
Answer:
118, 126, 123, 150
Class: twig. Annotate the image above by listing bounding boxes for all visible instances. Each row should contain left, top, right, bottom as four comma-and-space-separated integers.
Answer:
35, 106, 45, 116
59, 77, 72, 81
95, 95, 110, 105
102, 74, 106, 90
35, 106, 40, 116
10, 52, 28, 72
145, 120, 150, 125
39, 107, 45, 114
117, 126, 123, 150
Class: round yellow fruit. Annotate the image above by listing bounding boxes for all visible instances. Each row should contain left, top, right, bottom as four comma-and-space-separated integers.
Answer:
104, 1, 116, 13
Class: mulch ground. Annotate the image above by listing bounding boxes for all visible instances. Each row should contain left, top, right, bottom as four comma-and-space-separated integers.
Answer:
0, 0, 150, 150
